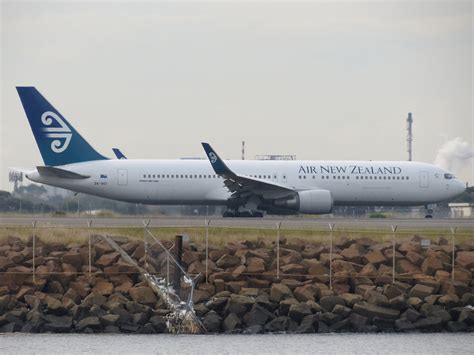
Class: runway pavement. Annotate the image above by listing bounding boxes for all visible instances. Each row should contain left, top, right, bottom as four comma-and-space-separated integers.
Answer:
1, 215, 473, 231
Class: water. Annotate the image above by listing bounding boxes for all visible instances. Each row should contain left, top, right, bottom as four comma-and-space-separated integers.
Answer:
0, 333, 473, 354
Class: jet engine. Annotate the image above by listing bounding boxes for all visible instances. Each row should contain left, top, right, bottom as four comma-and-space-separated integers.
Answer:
274, 189, 333, 214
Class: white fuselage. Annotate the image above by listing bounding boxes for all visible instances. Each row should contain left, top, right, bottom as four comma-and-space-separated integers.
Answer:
26, 159, 466, 208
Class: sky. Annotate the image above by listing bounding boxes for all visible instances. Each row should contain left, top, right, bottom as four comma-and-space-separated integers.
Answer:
1, 0, 473, 190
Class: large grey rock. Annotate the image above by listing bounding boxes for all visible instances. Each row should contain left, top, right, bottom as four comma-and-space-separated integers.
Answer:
296, 314, 318, 333
270, 283, 293, 303
364, 290, 390, 307
203, 311, 222, 333
76, 316, 102, 331
223, 313, 242, 331
264, 316, 290, 332
330, 317, 351, 332
82, 292, 107, 307
149, 315, 167, 333
319, 312, 342, 325
458, 308, 474, 326
278, 298, 299, 316
401, 308, 421, 322
43, 315, 72, 333
349, 313, 369, 332
332, 304, 352, 318
373, 317, 395, 331
353, 301, 400, 319
447, 321, 468, 332
413, 316, 443, 331
389, 295, 409, 311
409, 284, 434, 299
206, 297, 228, 313
100, 314, 120, 326
226, 295, 254, 316
319, 296, 345, 312
255, 293, 277, 312
288, 303, 312, 322
243, 304, 274, 326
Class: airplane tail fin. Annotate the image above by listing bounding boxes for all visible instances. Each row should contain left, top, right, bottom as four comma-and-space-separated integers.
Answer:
16, 87, 108, 166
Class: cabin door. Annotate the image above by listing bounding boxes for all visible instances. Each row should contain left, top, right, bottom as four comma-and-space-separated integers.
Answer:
118, 169, 128, 186
419, 171, 429, 188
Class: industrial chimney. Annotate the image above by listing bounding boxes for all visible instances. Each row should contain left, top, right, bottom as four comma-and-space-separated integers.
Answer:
407, 113, 413, 161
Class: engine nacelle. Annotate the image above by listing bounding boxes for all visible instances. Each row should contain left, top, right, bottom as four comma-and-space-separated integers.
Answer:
274, 189, 333, 214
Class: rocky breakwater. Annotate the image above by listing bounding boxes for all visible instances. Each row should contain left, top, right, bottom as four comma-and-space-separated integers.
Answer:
189, 235, 474, 333
0, 233, 473, 333
0, 236, 170, 333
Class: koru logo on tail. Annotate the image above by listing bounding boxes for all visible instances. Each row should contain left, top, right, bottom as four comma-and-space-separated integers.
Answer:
41, 111, 72, 153
209, 152, 217, 164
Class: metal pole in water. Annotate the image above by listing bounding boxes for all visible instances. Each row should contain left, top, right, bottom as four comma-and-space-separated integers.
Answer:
174, 235, 183, 293
205, 219, 211, 283
32, 220, 36, 284
391, 225, 397, 283
329, 223, 335, 290
166, 253, 170, 287
451, 227, 457, 281
276, 222, 281, 280
88, 220, 93, 277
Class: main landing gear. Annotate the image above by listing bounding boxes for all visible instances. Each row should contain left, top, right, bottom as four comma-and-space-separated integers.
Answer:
424, 205, 433, 219
223, 210, 264, 218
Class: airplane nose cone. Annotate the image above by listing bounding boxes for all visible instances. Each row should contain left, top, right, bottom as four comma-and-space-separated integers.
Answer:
455, 180, 466, 195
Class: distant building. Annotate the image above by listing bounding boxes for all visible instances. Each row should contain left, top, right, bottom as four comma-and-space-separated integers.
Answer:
255, 154, 296, 161
448, 203, 474, 218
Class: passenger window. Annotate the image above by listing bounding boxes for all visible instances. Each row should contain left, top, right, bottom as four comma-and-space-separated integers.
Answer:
143, 174, 146, 178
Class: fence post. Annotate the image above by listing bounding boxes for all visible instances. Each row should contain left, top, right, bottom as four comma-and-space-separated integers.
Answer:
143, 220, 150, 270
205, 219, 211, 284
86, 220, 93, 277
31, 220, 37, 284
451, 227, 457, 281
391, 225, 397, 283
174, 235, 183, 293
276, 222, 282, 280
328, 223, 335, 290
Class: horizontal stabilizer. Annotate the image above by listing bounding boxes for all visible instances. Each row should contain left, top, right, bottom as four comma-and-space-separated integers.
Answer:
112, 148, 127, 159
37, 166, 90, 179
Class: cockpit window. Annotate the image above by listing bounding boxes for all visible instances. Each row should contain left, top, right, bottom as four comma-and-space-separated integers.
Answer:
444, 173, 455, 180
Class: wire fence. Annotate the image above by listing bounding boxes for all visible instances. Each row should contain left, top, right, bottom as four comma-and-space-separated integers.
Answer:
0, 219, 473, 293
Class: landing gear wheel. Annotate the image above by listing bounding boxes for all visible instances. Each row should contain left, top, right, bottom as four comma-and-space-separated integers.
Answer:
239, 211, 252, 217
424, 214, 433, 219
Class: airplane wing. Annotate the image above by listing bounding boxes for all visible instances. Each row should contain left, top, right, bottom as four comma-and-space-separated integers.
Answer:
201, 143, 296, 201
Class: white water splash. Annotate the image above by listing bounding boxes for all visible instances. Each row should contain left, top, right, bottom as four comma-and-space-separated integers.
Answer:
434, 137, 474, 173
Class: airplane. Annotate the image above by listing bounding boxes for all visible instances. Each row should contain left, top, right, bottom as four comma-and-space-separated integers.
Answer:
14, 87, 466, 217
